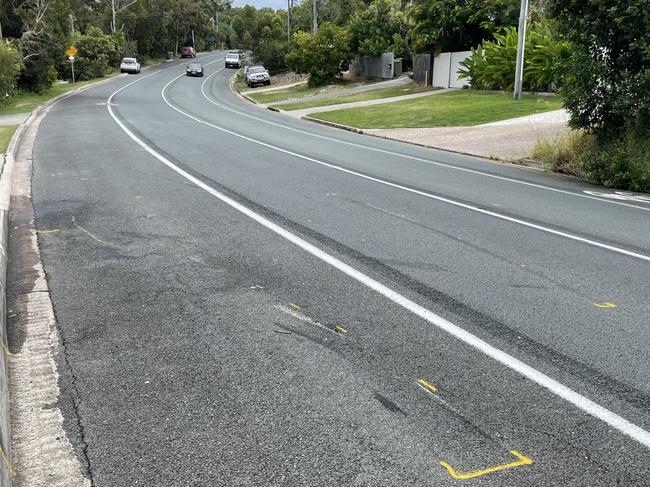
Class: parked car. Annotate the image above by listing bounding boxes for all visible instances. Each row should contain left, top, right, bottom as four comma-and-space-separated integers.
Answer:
245, 65, 271, 87
186, 62, 204, 77
225, 52, 242, 69
120, 57, 141, 74
180, 46, 196, 58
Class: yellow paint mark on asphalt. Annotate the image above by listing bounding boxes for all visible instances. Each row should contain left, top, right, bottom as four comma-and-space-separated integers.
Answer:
37, 229, 60, 234
255, 284, 264, 289
325, 192, 337, 196
0, 444, 15, 477
439, 450, 533, 480
1, 340, 11, 357
335, 326, 348, 335
594, 302, 617, 309
490, 203, 502, 207
289, 303, 301, 311
417, 379, 438, 393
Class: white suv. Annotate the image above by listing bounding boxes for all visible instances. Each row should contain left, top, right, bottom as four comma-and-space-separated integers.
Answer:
120, 57, 141, 74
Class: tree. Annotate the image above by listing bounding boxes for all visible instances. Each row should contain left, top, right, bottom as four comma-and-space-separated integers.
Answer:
286, 22, 351, 85
409, 0, 519, 53
348, 0, 410, 58
549, 0, 650, 137
547, 0, 650, 191
0, 40, 23, 97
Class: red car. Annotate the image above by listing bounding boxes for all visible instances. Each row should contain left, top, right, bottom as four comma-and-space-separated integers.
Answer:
180, 46, 196, 58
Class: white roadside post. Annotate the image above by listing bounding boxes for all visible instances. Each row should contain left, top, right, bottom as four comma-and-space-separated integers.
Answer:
68, 56, 76, 83
513, 0, 529, 100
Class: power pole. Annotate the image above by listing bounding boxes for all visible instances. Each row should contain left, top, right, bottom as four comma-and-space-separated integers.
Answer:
287, 0, 291, 43
69, 14, 75, 34
312, 0, 317, 34
513, 0, 529, 100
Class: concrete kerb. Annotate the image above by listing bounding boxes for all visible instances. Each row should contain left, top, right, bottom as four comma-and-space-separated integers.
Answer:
0, 71, 133, 487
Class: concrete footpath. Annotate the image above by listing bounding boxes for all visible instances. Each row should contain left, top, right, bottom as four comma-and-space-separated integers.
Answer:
0, 115, 29, 128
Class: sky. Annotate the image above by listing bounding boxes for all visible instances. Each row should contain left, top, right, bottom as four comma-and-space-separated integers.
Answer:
233, 0, 288, 9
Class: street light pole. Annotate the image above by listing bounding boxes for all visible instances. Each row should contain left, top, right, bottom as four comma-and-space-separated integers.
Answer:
513, 0, 529, 100
312, 0, 317, 34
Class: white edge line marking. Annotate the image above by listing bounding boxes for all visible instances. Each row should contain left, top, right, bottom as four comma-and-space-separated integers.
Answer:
165, 73, 650, 263
198, 70, 650, 213
107, 70, 650, 449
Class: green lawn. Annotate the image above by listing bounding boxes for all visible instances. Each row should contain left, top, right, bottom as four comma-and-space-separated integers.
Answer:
273, 85, 435, 111
0, 72, 121, 117
309, 91, 564, 129
245, 80, 370, 105
0, 125, 19, 154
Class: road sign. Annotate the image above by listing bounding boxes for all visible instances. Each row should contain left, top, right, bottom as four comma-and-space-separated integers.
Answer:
68, 56, 75, 62
66, 45, 78, 57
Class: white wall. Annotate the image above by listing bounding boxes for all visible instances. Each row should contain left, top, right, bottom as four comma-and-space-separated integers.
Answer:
431, 51, 471, 88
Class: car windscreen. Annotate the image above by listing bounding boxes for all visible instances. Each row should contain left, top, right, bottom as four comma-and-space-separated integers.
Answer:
226, 54, 239, 60
122, 59, 135, 64
189, 63, 202, 69
248, 67, 265, 74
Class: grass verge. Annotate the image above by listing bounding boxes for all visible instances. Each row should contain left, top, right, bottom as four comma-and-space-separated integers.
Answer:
273, 85, 436, 111
0, 125, 19, 154
0, 72, 121, 117
310, 90, 563, 129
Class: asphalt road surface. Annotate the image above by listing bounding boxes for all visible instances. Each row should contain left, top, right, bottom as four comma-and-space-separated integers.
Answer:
21, 52, 650, 485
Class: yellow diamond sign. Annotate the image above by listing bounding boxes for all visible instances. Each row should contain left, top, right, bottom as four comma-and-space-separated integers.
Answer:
66, 46, 78, 57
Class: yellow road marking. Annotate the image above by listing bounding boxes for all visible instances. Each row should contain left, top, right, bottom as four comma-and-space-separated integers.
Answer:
335, 326, 348, 335
417, 379, 438, 393
0, 445, 15, 477
255, 284, 264, 289
594, 302, 617, 308
289, 303, 300, 311
325, 192, 337, 196
439, 450, 533, 480
38, 229, 60, 234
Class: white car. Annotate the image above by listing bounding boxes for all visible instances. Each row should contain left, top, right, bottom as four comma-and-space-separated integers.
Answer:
120, 57, 141, 74
245, 66, 271, 87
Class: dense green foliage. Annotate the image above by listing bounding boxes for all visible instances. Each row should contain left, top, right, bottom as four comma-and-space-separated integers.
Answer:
458, 23, 571, 92
409, 0, 519, 53
286, 23, 352, 86
548, 0, 650, 191
0, 41, 24, 97
348, 0, 410, 58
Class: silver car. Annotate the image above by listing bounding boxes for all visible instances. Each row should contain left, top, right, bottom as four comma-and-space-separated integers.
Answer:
245, 66, 271, 87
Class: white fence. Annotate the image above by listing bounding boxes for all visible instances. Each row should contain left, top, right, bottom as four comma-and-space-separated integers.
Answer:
431, 51, 472, 88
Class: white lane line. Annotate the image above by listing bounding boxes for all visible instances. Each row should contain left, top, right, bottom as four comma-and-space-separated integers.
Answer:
108, 80, 650, 450
159, 74, 650, 263
198, 71, 650, 213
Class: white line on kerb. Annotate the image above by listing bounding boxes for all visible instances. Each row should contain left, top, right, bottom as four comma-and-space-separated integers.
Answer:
197, 71, 650, 213
106, 71, 650, 449
166, 73, 650, 263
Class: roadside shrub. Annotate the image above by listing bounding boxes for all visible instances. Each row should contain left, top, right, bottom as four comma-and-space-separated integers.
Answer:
19, 58, 57, 94
529, 130, 591, 177
0, 40, 23, 98
459, 23, 571, 92
286, 23, 352, 87
73, 27, 122, 81
584, 132, 650, 192
530, 130, 650, 191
